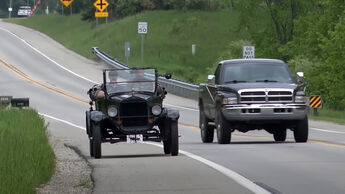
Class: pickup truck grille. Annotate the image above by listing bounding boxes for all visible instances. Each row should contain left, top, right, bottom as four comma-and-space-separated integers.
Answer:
239, 89, 293, 104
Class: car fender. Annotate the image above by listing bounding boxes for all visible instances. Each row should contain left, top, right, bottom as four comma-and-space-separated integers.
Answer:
163, 108, 180, 121
90, 111, 105, 123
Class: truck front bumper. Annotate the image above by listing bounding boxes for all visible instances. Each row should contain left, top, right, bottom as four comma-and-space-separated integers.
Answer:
222, 103, 308, 121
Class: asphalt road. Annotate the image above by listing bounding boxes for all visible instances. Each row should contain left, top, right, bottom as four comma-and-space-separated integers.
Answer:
1, 20, 345, 194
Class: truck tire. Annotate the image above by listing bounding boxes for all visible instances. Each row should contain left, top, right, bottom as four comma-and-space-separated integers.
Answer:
273, 128, 287, 142
170, 120, 179, 156
294, 116, 309, 143
200, 110, 214, 143
92, 122, 102, 158
215, 111, 231, 144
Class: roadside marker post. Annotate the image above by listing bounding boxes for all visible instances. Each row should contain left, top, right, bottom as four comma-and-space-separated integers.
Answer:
309, 95, 322, 116
138, 22, 147, 64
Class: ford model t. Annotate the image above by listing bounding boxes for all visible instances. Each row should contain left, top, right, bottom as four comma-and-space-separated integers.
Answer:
86, 68, 179, 158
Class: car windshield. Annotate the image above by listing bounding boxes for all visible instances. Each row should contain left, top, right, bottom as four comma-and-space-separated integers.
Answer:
221, 62, 293, 84
104, 69, 156, 94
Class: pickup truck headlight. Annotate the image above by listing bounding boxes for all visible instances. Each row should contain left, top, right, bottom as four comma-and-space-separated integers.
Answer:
222, 97, 238, 105
107, 105, 118, 117
295, 96, 307, 103
152, 105, 162, 115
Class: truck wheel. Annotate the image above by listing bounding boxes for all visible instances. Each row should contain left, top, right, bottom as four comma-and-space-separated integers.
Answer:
294, 116, 309, 143
215, 112, 231, 144
273, 128, 287, 142
170, 120, 179, 156
200, 110, 214, 143
92, 122, 102, 158
89, 138, 94, 157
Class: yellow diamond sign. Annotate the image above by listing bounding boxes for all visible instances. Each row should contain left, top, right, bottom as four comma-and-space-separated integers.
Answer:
94, 0, 109, 12
60, 0, 73, 7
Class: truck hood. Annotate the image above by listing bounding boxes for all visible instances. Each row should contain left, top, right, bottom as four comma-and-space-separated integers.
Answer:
218, 82, 298, 93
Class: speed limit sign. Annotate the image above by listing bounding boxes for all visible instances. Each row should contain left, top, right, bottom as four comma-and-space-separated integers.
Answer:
138, 22, 147, 34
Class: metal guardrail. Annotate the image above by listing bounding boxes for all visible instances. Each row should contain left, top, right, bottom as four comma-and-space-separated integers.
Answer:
91, 47, 199, 100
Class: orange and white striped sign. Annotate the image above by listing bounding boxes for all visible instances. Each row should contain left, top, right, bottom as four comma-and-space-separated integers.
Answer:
309, 95, 322, 108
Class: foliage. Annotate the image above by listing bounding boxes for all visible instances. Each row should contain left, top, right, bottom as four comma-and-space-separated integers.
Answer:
0, 109, 55, 194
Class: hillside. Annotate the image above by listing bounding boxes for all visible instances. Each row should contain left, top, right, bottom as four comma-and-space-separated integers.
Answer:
8, 10, 268, 83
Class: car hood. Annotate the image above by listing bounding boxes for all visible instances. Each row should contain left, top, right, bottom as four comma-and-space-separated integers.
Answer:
218, 82, 298, 93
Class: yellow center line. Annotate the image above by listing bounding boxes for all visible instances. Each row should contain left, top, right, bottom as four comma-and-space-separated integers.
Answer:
0, 56, 89, 104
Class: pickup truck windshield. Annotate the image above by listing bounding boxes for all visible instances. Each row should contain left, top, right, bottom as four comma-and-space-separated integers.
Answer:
221, 62, 293, 84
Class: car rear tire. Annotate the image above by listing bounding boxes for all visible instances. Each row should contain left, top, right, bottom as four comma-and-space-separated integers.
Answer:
89, 138, 94, 157
273, 128, 287, 142
92, 122, 102, 158
294, 116, 309, 143
200, 110, 214, 143
216, 111, 231, 144
170, 120, 179, 156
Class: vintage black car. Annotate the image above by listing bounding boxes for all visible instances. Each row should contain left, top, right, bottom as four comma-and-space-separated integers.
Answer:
86, 68, 179, 158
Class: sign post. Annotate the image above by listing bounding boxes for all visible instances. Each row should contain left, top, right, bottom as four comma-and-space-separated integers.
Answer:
138, 22, 147, 64
243, 46, 255, 59
125, 42, 130, 65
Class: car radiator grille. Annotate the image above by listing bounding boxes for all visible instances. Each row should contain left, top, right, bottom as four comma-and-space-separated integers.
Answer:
239, 89, 293, 103
120, 100, 148, 127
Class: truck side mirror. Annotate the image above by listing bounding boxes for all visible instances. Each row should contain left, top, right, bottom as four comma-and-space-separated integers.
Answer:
296, 72, 305, 85
207, 75, 215, 85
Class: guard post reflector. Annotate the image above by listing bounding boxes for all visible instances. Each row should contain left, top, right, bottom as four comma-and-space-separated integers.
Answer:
309, 95, 322, 108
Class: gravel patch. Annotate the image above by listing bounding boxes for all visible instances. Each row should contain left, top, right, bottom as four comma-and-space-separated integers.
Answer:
36, 137, 93, 194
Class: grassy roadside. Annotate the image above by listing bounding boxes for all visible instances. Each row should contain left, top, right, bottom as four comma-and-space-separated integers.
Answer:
0, 108, 55, 194
309, 108, 345, 125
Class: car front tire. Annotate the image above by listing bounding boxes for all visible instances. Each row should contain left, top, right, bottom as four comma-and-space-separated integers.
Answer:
92, 122, 102, 158
170, 120, 179, 156
273, 128, 287, 142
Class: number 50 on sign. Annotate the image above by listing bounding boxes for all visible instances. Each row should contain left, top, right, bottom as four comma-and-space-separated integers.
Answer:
138, 22, 148, 34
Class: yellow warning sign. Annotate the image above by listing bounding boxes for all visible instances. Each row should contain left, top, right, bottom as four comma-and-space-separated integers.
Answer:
309, 95, 322, 108
60, 0, 73, 7
95, 12, 109, 18
93, 0, 109, 12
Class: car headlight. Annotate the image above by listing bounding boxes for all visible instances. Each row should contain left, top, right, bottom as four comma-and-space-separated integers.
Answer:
222, 97, 238, 105
107, 106, 118, 117
295, 95, 307, 103
152, 105, 162, 115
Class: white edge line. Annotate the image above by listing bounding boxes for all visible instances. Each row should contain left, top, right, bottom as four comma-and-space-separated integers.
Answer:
40, 112, 270, 194
311, 127, 345, 134
0, 27, 98, 84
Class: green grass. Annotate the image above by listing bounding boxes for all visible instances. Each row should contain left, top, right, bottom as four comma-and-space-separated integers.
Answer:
0, 109, 55, 194
309, 108, 345, 125
8, 10, 249, 83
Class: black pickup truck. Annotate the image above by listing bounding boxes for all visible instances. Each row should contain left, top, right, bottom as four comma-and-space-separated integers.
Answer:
199, 59, 309, 144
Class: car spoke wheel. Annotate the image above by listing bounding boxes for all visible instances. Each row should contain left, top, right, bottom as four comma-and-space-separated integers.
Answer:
273, 128, 287, 142
89, 138, 94, 157
216, 112, 231, 144
294, 116, 309, 143
200, 110, 214, 143
92, 122, 102, 158
170, 120, 179, 156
